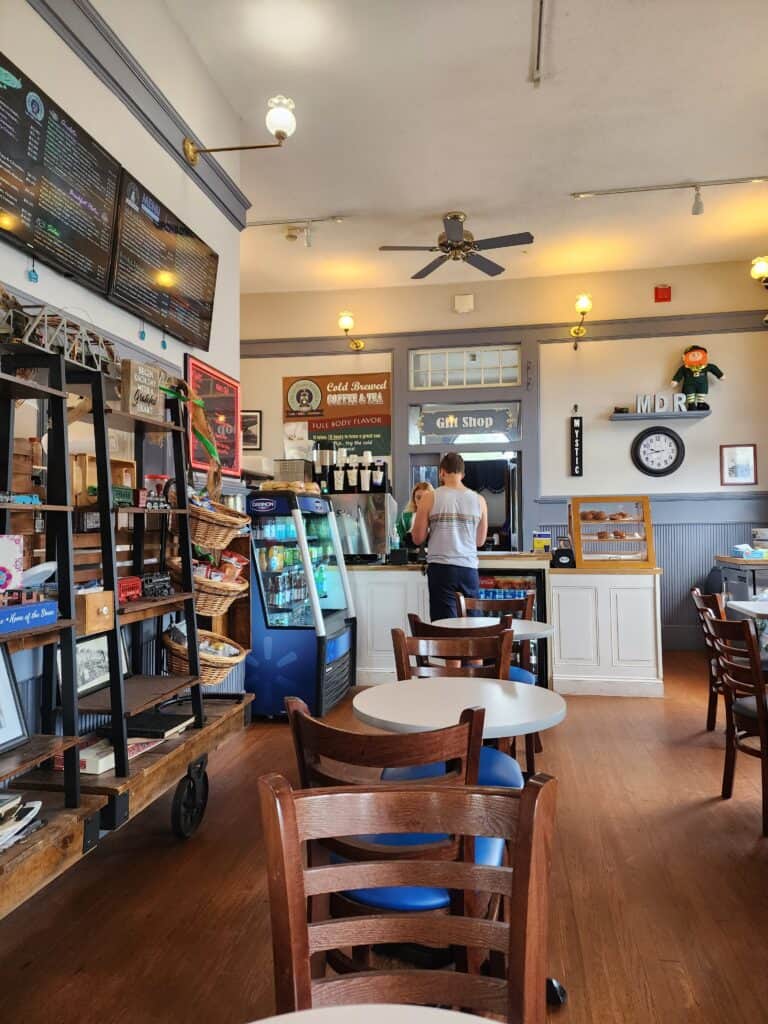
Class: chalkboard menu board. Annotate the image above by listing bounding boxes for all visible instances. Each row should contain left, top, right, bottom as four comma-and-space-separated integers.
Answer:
0, 53, 120, 292
109, 173, 218, 351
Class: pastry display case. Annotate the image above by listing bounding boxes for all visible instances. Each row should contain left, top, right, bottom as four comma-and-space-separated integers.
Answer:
568, 495, 656, 569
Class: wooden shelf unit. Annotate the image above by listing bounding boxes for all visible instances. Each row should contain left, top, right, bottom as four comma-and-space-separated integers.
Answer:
568, 495, 657, 570
78, 674, 198, 717
0, 735, 80, 784
117, 592, 194, 626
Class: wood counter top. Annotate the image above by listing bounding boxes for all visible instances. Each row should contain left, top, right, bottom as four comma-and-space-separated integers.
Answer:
550, 566, 663, 575
347, 552, 551, 571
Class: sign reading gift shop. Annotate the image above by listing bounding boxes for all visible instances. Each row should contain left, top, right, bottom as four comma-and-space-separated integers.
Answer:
282, 372, 391, 455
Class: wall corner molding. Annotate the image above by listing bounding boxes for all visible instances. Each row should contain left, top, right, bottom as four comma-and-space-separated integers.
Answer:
27, 0, 251, 230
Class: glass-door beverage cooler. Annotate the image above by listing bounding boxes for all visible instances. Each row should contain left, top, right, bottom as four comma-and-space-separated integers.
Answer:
245, 490, 357, 716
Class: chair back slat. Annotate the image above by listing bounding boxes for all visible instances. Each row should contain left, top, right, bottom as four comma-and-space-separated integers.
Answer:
392, 627, 514, 681
286, 697, 484, 788
707, 616, 765, 702
303, 859, 516, 898
311, 971, 509, 1014
408, 612, 514, 637
691, 587, 725, 651
457, 593, 535, 620
258, 773, 557, 1020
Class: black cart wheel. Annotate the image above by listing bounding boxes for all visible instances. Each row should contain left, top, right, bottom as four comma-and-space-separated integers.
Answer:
171, 770, 209, 839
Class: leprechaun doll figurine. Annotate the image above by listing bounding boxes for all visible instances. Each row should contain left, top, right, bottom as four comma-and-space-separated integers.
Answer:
671, 344, 724, 411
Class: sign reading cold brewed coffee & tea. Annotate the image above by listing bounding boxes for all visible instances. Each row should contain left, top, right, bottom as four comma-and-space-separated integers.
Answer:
282, 372, 391, 455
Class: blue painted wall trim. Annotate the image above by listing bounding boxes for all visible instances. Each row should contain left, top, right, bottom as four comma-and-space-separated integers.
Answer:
27, 0, 251, 230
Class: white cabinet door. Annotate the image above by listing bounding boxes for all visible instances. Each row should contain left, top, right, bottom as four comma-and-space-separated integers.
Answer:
350, 571, 423, 684
551, 573, 663, 696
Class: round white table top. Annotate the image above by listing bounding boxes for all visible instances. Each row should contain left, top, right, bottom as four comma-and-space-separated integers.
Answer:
353, 676, 567, 739
431, 616, 554, 639
254, 1006, 490, 1024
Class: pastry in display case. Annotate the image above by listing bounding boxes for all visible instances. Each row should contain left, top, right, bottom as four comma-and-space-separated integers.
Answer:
568, 495, 656, 569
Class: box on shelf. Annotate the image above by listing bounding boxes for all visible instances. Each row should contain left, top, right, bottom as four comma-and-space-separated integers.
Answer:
71, 454, 136, 506
75, 590, 114, 636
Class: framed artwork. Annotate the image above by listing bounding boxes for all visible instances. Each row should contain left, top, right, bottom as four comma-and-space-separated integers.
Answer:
242, 410, 262, 451
184, 354, 242, 477
0, 648, 29, 756
57, 633, 129, 699
720, 444, 758, 486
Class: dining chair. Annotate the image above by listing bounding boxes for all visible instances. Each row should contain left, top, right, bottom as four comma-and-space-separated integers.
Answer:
707, 614, 768, 836
285, 697, 523, 916
408, 612, 535, 685
258, 772, 558, 1022
394, 627, 538, 772
691, 586, 726, 730
392, 628, 515, 681
456, 592, 536, 677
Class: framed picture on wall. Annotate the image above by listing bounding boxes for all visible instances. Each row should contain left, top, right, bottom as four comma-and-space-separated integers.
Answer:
241, 410, 262, 451
720, 444, 758, 486
184, 354, 242, 477
0, 647, 29, 756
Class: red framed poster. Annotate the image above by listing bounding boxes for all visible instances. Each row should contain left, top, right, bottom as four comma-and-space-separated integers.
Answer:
184, 354, 241, 478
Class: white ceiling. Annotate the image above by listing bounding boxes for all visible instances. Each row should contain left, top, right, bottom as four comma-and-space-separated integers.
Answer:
166, 0, 768, 294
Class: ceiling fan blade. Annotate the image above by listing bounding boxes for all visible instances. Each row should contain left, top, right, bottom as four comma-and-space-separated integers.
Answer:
412, 254, 450, 279
464, 252, 505, 277
443, 215, 465, 243
474, 231, 534, 251
379, 245, 439, 252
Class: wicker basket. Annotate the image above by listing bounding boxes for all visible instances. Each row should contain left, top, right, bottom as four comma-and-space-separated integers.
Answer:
168, 557, 248, 617
163, 628, 247, 686
186, 499, 250, 551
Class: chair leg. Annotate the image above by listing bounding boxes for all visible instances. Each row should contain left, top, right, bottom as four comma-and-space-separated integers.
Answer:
706, 685, 718, 732
722, 728, 736, 800
524, 734, 536, 775
761, 754, 768, 838
534, 732, 543, 755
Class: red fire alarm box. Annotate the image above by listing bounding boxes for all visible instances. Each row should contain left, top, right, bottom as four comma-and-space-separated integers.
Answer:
654, 284, 672, 303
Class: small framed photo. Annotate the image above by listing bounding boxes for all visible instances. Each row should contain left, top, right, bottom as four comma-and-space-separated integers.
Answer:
58, 633, 129, 699
0, 648, 29, 756
242, 410, 262, 451
720, 444, 758, 486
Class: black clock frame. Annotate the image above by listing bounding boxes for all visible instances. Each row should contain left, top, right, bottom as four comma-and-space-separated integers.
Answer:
631, 426, 686, 477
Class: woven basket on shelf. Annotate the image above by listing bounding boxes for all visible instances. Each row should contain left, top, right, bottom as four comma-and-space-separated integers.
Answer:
163, 628, 247, 686
168, 557, 248, 617
185, 499, 250, 550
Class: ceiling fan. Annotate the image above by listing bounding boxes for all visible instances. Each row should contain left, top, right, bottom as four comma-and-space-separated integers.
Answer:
379, 212, 534, 279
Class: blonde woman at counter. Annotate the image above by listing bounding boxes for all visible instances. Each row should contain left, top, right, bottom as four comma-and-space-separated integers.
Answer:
396, 481, 433, 547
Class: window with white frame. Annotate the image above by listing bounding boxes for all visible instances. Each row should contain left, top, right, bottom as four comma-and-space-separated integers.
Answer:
409, 344, 520, 390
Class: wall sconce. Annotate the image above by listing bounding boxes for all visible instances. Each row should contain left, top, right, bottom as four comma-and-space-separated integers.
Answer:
750, 257, 768, 287
339, 311, 365, 350
570, 294, 593, 349
183, 95, 296, 166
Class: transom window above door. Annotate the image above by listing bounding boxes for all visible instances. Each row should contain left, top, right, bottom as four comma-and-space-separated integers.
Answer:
409, 344, 520, 390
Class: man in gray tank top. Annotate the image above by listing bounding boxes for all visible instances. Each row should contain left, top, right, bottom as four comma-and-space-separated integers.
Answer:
411, 452, 488, 620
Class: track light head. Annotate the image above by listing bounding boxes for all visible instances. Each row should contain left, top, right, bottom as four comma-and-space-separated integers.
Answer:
691, 187, 704, 216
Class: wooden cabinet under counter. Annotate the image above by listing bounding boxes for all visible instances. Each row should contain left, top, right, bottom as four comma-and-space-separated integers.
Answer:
549, 568, 663, 697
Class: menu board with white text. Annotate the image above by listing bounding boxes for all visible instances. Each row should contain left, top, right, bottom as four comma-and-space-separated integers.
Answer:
109, 172, 218, 350
0, 52, 120, 292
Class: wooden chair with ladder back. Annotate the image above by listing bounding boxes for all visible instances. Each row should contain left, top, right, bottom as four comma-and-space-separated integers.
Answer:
456, 592, 536, 682
285, 696, 524, 972
706, 614, 768, 836
398, 624, 540, 773
258, 772, 557, 1022
392, 627, 515, 681
690, 586, 726, 731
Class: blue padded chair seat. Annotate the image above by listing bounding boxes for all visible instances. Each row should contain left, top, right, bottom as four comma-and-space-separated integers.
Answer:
339, 747, 523, 912
732, 694, 767, 719
509, 665, 536, 685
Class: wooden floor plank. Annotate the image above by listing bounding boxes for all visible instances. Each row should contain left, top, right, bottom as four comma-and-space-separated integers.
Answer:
0, 653, 768, 1022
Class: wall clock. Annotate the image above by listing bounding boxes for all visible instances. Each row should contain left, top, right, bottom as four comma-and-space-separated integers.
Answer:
631, 426, 685, 477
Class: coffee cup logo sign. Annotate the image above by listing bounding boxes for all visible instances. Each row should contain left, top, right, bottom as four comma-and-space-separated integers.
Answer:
283, 372, 392, 455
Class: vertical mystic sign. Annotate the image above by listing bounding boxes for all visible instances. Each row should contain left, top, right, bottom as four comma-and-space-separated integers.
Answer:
570, 416, 583, 476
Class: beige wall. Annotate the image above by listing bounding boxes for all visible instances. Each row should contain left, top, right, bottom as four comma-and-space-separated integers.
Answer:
241, 259, 763, 340
539, 332, 766, 496
240, 351, 392, 464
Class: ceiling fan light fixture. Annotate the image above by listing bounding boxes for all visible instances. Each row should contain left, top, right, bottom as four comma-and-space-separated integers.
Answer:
691, 186, 704, 216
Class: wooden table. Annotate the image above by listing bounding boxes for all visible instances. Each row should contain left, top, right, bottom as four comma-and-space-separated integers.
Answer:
255, 1005, 493, 1023
353, 676, 566, 739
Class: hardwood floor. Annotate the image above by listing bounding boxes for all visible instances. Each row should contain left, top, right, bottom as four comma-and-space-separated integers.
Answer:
1, 653, 767, 1023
